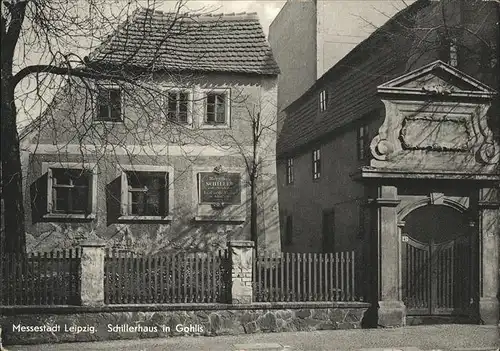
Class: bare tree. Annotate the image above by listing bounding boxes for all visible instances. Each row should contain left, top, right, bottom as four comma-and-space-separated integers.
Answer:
1, 0, 221, 254
222, 92, 280, 251
355, 0, 500, 140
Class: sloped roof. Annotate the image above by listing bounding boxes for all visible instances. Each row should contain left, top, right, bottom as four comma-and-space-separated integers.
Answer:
277, 0, 432, 155
89, 9, 280, 75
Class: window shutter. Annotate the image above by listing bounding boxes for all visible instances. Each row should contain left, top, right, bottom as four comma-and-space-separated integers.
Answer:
46, 168, 53, 213
87, 170, 95, 215
197, 173, 201, 204
120, 172, 128, 216
164, 173, 170, 216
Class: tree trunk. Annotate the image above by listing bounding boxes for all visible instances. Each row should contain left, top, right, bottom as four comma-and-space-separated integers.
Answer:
250, 176, 258, 250
1, 76, 26, 254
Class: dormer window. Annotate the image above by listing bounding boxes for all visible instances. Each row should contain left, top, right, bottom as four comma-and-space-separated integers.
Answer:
319, 90, 328, 112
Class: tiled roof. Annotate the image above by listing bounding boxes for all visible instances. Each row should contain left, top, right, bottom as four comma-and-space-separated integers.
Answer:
89, 9, 280, 75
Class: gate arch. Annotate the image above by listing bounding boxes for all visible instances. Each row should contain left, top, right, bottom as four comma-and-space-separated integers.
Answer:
399, 202, 475, 318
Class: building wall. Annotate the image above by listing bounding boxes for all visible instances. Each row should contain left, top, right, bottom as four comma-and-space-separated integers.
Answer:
268, 0, 317, 114
276, 0, 500, 254
21, 73, 281, 254
278, 111, 384, 253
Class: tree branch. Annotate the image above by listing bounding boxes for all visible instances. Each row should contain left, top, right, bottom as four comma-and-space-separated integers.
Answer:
11, 64, 136, 91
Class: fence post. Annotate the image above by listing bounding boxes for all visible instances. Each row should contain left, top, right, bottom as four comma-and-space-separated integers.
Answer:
79, 240, 106, 306
228, 240, 254, 304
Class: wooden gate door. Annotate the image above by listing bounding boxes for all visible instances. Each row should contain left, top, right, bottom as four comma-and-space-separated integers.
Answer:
402, 234, 473, 316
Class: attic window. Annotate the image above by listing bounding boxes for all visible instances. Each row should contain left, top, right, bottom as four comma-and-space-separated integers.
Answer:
206, 93, 226, 124
202, 88, 231, 129
96, 86, 122, 122
319, 90, 328, 112
167, 90, 190, 124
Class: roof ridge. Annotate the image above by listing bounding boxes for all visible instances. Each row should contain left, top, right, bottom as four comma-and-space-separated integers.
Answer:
135, 8, 259, 21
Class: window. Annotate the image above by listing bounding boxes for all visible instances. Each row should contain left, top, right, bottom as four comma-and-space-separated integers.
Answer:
286, 157, 294, 185
312, 148, 321, 180
357, 124, 370, 160
96, 86, 122, 121
121, 171, 170, 218
322, 209, 335, 253
43, 163, 97, 219
51, 169, 92, 214
319, 90, 328, 112
285, 215, 293, 245
449, 40, 458, 67
206, 92, 227, 124
167, 91, 189, 123
439, 37, 458, 68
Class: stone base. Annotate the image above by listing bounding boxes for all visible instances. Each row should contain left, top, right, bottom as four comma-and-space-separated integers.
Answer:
479, 297, 499, 325
0, 302, 370, 345
378, 300, 406, 327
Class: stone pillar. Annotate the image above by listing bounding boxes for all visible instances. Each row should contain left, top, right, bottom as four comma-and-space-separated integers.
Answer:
375, 185, 405, 327
228, 240, 254, 304
478, 187, 499, 325
79, 240, 106, 306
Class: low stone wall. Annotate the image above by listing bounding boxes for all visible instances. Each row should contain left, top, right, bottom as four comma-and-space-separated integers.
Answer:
1, 302, 370, 345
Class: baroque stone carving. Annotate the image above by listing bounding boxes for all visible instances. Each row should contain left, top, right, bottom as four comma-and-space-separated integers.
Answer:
421, 84, 453, 95
399, 116, 470, 152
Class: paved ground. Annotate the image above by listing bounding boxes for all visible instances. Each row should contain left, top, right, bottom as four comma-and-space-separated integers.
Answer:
5, 325, 499, 351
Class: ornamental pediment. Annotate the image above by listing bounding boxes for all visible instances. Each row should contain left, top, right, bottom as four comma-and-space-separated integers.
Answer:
369, 61, 499, 173
378, 60, 495, 98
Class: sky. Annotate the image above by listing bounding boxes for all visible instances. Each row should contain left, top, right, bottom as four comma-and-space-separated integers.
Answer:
15, 0, 411, 128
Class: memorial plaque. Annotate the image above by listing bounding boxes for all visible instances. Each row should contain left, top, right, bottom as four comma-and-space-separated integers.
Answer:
199, 172, 241, 204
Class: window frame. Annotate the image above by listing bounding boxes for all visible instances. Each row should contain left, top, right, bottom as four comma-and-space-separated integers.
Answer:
42, 162, 97, 220
201, 88, 231, 129
94, 84, 124, 122
312, 148, 321, 180
286, 157, 294, 185
319, 89, 328, 112
118, 165, 174, 221
164, 88, 193, 125
357, 124, 370, 161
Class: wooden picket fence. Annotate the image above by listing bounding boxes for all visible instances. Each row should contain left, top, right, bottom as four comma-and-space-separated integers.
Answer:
253, 251, 362, 302
104, 249, 231, 304
0, 249, 81, 305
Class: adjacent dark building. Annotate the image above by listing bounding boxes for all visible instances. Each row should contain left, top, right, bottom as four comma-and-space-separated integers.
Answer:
271, 0, 500, 326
